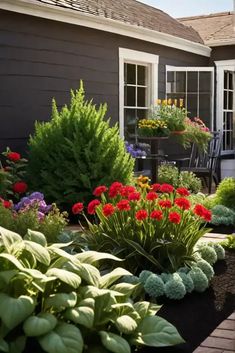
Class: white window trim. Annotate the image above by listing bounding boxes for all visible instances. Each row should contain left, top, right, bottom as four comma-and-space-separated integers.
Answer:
119, 48, 159, 138
165, 65, 214, 130
215, 60, 235, 154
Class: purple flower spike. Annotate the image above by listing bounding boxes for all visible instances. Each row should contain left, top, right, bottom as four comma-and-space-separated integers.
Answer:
29, 192, 44, 201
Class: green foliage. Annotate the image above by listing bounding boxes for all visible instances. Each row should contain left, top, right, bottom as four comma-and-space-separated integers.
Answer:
27, 83, 134, 211
178, 272, 194, 293
164, 273, 186, 300
211, 205, 235, 226
188, 267, 209, 292
139, 270, 153, 285
210, 243, 225, 260
220, 234, 235, 250
0, 203, 67, 243
197, 244, 217, 265
0, 227, 184, 353
196, 259, 214, 280
144, 274, 165, 298
158, 165, 202, 193
216, 177, 235, 209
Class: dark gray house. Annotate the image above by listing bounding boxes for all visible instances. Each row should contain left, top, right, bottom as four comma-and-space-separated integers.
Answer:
0, 0, 234, 176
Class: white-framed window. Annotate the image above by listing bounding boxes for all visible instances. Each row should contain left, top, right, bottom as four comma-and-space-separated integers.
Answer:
119, 48, 159, 140
166, 66, 214, 129
215, 60, 235, 154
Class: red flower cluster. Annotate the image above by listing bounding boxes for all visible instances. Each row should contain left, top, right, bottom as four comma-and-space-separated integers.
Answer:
102, 203, 115, 217
150, 210, 163, 221
146, 192, 158, 201
168, 211, 181, 224
135, 209, 148, 221
194, 204, 212, 222
72, 202, 84, 214
109, 182, 123, 198
120, 185, 136, 197
12, 181, 28, 194
160, 184, 174, 194
117, 199, 131, 211
158, 200, 172, 208
128, 192, 141, 201
93, 185, 107, 197
88, 199, 100, 214
175, 197, 191, 210
7, 152, 21, 162
151, 183, 161, 192
176, 187, 190, 196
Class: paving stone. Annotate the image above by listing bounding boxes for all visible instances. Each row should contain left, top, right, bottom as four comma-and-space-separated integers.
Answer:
201, 337, 235, 350
211, 329, 235, 339
218, 320, 235, 330
228, 313, 235, 320
193, 347, 223, 353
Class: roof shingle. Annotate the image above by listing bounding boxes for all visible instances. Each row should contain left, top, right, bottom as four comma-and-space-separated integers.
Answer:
33, 0, 204, 44
178, 12, 235, 46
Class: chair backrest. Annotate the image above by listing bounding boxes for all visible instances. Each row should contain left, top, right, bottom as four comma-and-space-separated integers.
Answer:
188, 131, 222, 172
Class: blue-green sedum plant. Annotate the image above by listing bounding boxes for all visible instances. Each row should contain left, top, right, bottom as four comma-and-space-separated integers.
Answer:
0, 226, 184, 353
197, 243, 218, 265
164, 273, 186, 300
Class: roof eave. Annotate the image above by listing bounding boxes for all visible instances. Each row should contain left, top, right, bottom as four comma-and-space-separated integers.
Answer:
206, 38, 235, 47
0, 0, 211, 57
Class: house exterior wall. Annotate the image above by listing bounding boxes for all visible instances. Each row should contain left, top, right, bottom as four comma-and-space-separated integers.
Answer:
0, 9, 209, 154
210, 45, 235, 63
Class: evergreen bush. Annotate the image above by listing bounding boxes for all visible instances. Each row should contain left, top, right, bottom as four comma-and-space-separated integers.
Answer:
27, 83, 134, 210
216, 177, 235, 210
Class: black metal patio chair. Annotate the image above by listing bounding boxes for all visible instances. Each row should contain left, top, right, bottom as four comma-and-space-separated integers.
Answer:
179, 131, 222, 194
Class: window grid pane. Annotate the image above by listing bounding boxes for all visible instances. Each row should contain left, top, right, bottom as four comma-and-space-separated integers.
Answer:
223, 71, 234, 151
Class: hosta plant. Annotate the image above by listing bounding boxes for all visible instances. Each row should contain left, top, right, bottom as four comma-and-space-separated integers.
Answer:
74, 182, 212, 273
0, 227, 184, 353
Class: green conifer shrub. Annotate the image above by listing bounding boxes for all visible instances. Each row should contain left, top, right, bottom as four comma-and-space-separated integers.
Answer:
27, 83, 134, 211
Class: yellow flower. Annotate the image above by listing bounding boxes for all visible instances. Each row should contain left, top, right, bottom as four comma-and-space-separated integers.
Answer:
137, 175, 150, 183
174, 99, 178, 106
157, 99, 162, 105
168, 98, 172, 105
139, 182, 151, 189
162, 99, 167, 106
179, 99, 184, 107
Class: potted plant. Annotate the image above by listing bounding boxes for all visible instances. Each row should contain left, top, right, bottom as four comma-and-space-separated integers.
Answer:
137, 118, 170, 138
152, 99, 187, 133
180, 117, 212, 151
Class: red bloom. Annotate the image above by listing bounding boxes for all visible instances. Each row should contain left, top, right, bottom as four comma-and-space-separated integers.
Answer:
109, 182, 123, 198
169, 211, 181, 224
194, 204, 207, 217
158, 200, 172, 208
176, 187, 190, 196
2, 200, 12, 209
202, 210, 212, 222
135, 209, 148, 221
120, 185, 136, 197
150, 210, 163, 221
102, 203, 115, 217
194, 204, 212, 222
87, 199, 101, 214
160, 184, 174, 193
12, 181, 28, 194
117, 199, 131, 211
7, 152, 21, 162
151, 183, 161, 192
72, 202, 84, 214
93, 185, 108, 197
175, 197, 191, 210
128, 192, 141, 201
146, 192, 158, 201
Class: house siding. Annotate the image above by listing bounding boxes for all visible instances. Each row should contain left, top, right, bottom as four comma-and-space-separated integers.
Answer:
0, 9, 209, 153
210, 45, 235, 63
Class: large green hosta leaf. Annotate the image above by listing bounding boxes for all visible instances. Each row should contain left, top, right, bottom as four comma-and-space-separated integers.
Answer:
100, 268, 131, 288
64, 261, 101, 287
23, 313, 57, 336
65, 306, 94, 328
39, 323, 83, 353
132, 316, 184, 347
100, 331, 131, 353
0, 338, 8, 352
75, 251, 122, 264
0, 294, 35, 330
24, 240, 50, 266
44, 292, 77, 311
24, 229, 47, 247
46, 268, 81, 288
0, 227, 23, 253
115, 315, 137, 334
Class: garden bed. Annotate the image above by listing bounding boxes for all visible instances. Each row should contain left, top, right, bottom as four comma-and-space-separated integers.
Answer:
142, 250, 235, 353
